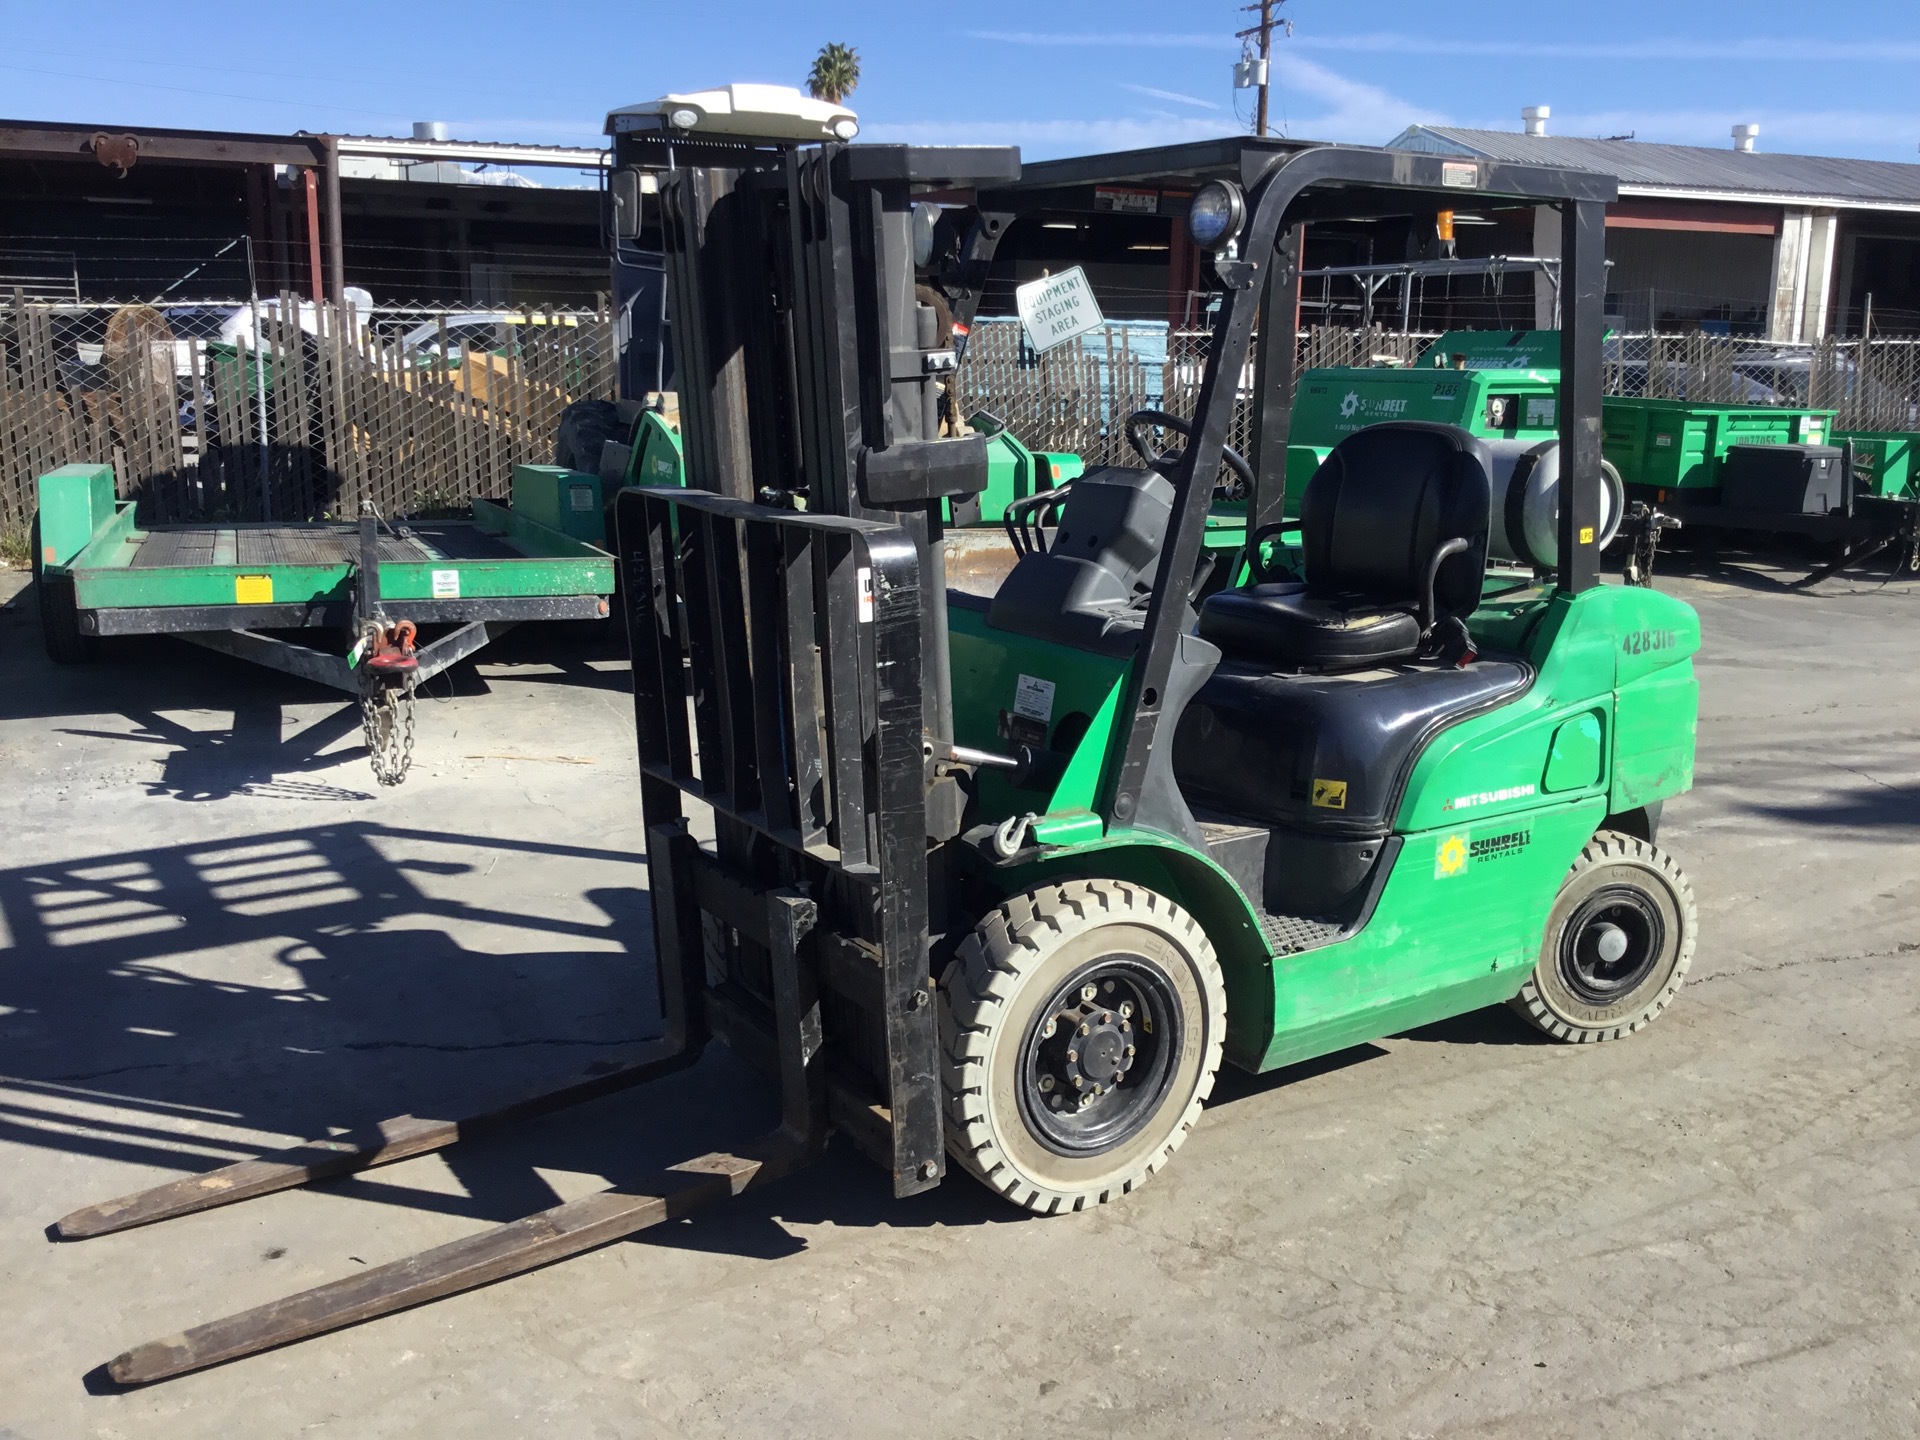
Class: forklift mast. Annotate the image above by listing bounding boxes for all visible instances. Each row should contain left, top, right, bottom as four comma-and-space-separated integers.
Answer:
619, 124, 1020, 735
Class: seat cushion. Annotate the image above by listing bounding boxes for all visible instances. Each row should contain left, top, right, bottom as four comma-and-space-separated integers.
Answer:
1198, 582, 1422, 671
1172, 658, 1533, 834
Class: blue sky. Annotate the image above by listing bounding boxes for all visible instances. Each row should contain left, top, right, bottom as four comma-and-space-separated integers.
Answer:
3, 0, 1916, 163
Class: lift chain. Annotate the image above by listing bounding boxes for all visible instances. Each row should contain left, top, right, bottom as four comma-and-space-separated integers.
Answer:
359, 668, 417, 787
356, 618, 420, 786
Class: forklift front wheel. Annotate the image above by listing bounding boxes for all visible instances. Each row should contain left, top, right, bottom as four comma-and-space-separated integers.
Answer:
1510, 831, 1697, 1043
939, 880, 1225, 1214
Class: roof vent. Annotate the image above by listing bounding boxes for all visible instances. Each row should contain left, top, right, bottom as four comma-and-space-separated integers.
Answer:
1732, 123, 1760, 153
412, 121, 449, 143
1522, 105, 1550, 138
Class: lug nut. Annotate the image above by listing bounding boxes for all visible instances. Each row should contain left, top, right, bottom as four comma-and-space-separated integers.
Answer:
1124, 1044, 1135, 1057
1119, 1002, 1133, 1018
1120, 1019, 1131, 1033
1101, 1011, 1112, 1025
1067, 1049, 1078, 1063
1082, 984, 1098, 1002
1078, 1022, 1091, 1037
1078, 1093, 1095, 1110
1039, 1074, 1055, 1092
1041, 1018, 1057, 1038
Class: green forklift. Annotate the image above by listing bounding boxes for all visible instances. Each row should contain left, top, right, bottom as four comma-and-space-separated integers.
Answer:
59, 130, 1702, 1382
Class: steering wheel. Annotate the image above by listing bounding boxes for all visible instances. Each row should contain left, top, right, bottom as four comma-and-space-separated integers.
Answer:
1123, 409, 1256, 501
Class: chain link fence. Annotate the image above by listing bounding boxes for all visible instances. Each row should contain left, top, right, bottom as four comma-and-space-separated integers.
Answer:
954, 315, 1920, 463
1, 294, 616, 549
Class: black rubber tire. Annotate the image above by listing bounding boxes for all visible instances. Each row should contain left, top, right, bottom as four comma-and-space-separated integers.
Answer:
1510, 830, 1697, 1042
553, 397, 625, 473
939, 879, 1225, 1214
31, 515, 97, 665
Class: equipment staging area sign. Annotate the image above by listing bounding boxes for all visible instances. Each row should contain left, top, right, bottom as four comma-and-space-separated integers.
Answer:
1015, 266, 1106, 354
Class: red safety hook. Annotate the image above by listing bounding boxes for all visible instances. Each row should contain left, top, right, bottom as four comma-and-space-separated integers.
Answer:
365, 619, 419, 675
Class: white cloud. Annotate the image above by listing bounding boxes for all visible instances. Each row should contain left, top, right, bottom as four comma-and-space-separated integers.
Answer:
874, 52, 1444, 158
1121, 83, 1223, 112
1265, 55, 1448, 141
1296, 33, 1920, 63
860, 114, 1239, 160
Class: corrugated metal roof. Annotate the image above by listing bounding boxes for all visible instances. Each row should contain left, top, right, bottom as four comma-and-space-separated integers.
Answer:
1390, 126, 1920, 205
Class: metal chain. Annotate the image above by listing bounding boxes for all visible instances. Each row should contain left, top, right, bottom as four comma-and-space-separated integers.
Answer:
359, 668, 418, 787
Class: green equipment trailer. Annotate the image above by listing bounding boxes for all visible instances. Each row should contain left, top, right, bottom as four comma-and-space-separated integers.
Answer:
61, 129, 1704, 1385
32, 462, 614, 784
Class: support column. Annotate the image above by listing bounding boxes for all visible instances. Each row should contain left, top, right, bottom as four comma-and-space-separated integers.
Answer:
1532, 204, 1562, 330
1558, 200, 1605, 596
1803, 209, 1839, 341
1768, 208, 1811, 342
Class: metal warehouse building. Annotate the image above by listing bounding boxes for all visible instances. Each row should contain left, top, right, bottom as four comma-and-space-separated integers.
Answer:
1392, 114, 1920, 339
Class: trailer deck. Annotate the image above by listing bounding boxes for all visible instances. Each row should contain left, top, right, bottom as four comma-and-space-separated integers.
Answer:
35, 464, 617, 783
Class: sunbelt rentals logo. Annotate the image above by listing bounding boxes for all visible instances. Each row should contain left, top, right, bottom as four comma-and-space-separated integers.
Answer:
1435, 825, 1532, 878
1340, 391, 1361, 419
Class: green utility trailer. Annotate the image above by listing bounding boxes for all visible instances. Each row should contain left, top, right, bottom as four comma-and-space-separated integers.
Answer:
63, 131, 1704, 1388
1833, 430, 1920, 502
1604, 396, 1834, 500
33, 462, 615, 783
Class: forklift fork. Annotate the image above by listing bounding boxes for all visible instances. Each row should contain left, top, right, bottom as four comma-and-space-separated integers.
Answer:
63, 826, 831, 1386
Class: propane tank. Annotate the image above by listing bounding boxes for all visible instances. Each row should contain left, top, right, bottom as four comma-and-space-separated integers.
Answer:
1484, 438, 1625, 570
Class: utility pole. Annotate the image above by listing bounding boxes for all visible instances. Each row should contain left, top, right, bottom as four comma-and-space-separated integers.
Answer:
1236, 0, 1289, 137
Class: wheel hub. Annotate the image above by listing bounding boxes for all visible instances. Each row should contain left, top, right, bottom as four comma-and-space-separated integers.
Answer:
1017, 956, 1181, 1156
1042, 1003, 1135, 1096
1558, 886, 1666, 1007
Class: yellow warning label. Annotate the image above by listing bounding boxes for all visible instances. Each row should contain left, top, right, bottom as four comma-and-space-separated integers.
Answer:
1435, 833, 1469, 878
235, 573, 274, 604
1310, 778, 1348, 809
1579, 526, 1595, 545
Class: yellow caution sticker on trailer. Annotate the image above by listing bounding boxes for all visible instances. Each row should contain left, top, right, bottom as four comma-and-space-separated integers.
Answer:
1310, 778, 1348, 809
235, 573, 273, 604
1580, 527, 1595, 545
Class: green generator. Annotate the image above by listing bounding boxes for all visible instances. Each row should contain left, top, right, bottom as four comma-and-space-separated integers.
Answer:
949, 412, 1085, 526
1285, 329, 1564, 515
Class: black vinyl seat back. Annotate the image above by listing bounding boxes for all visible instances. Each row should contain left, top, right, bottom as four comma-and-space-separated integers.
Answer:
1300, 421, 1493, 615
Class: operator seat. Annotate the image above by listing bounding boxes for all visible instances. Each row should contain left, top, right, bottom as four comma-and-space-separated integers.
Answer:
1172, 422, 1533, 907
1198, 422, 1494, 671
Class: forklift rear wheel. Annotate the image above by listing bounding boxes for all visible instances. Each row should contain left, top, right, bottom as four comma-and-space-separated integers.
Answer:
1510, 831, 1696, 1043
939, 880, 1225, 1214
31, 516, 98, 665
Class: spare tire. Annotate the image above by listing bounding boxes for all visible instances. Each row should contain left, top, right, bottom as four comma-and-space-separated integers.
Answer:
553, 398, 625, 473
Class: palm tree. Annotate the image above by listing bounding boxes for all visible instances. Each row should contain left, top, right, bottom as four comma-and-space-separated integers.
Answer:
807, 43, 860, 105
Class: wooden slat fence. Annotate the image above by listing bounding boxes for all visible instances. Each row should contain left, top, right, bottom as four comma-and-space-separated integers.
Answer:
1, 294, 616, 542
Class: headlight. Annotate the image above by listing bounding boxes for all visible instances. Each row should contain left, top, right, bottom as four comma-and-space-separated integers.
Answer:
831, 117, 859, 141
1187, 180, 1245, 251
669, 107, 700, 129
